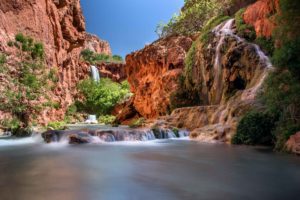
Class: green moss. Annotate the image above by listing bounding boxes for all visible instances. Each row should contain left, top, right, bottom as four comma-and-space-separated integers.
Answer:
235, 8, 256, 42
172, 127, 180, 138
255, 37, 275, 56
200, 15, 231, 45
81, 49, 124, 64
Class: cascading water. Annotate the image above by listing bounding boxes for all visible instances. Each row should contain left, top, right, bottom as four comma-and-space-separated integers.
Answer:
212, 19, 235, 104
91, 65, 100, 82
85, 65, 101, 124
212, 19, 273, 103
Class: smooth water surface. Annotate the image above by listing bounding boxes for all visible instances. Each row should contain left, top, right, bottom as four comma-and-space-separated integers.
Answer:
0, 139, 299, 200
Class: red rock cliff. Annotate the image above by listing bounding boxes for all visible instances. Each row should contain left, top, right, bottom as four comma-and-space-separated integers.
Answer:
0, 0, 121, 124
125, 36, 193, 119
243, 0, 279, 37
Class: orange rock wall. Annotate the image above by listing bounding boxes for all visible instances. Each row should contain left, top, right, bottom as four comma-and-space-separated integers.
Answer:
125, 36, 193, 119
243, 0, 279, 37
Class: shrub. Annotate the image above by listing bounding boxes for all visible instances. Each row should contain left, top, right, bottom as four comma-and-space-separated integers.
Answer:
81, 49, 123, 64
232, 112, 276, 145
98, 115, 116, 125
47, 121, 67, 130
77, 78, 131, 116
255, 36, 275, 56
172, 127, 180, 138
0, 33, 54, 131
200, 15, 231, 44
129, 118, 145, 128
112, 55, 123, 62
235, 8, 256, 42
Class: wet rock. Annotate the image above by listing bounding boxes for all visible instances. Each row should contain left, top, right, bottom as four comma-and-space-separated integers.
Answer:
69, 132, 93, 144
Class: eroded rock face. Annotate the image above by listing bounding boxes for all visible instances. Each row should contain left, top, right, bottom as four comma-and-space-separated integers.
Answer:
84, 33, 112, 56
0, 0, 120, 124
125, 36, 193, 119
151, 19, 273, 143
243, 0, 279, 37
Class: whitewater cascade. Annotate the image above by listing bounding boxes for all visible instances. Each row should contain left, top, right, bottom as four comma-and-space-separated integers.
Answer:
91, 65, 100, 82
85, 66, 101, 124
212, 19, 273, 103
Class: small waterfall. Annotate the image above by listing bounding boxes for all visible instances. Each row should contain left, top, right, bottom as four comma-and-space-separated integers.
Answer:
86, 65, 100, 124
91, 65, 100, 82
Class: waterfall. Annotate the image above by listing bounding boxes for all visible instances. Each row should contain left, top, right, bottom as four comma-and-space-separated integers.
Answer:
212, 19, 273, 102
212, 19, 235, 104
91, 65, 100, 82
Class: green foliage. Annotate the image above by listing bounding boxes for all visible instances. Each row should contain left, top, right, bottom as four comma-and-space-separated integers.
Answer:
77, 78, 131, 116
98, 115, 116, 125
232, 112, 276, 145
255, 37, 275, 56
129, 118, 145, 128
170, 75, 201, 110
47, 121, 67, 130
261, 70, 300, 149
156, 0, 222, 37
81, 49, 124, 64
184, 42, 197, 85
200, 15, 231, 44
272, 38, 300, 79
66, 104, 77, 116
48, 68, 59, 83
172, 127, 180, 138
0, 33, 55, 134
257, 0, 300, 151
112, 55, 123, 62
235, 8, 256, 41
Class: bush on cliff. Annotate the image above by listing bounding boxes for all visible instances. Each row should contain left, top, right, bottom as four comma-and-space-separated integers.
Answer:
235, 8, 256, 42
0, 33, 57, 135
77, 79, 131, 116
232, 112, 276, 145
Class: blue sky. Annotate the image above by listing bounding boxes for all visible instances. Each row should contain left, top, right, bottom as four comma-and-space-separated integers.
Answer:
80, 0, 184, 58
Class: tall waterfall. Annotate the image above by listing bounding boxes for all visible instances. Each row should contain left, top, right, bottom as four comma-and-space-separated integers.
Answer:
212, 19, 236, 104
91, 65, 100, 82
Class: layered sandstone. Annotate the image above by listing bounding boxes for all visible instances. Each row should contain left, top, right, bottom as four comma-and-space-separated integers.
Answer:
0, 0, 119, 124
125, 36, 193, 119
243, 0, 279, 37
84, 33, 112, 56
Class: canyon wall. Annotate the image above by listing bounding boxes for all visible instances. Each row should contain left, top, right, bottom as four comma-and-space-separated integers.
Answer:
0, 0, 122, 124
125, 36, 193, 119
243, 0, 279, 37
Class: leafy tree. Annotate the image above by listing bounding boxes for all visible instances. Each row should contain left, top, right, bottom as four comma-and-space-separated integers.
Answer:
77, 78, 131, 116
